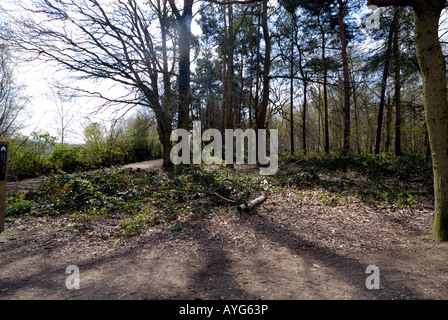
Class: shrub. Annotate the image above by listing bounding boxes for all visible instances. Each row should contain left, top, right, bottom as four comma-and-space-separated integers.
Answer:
50, 144, 84, 172
8, 132, 57, 180
6, 200, 35, 217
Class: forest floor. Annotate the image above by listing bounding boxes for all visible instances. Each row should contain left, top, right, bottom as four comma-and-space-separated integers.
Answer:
1, 158, 447, 300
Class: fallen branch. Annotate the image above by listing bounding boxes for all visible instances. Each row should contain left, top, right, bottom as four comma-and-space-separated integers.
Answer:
237, 195, 266, 213
147, 186, 237, 203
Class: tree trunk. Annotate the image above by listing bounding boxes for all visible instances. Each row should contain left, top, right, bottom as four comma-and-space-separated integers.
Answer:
384, 92, 393, 152
393, 9, 402, 156
323, 61, 329, 153
290, 16, 295, 154
302, 80, 307, 155
160, 127, 173, 168
375, 10, 396, 154
248, 12, 254, 128
177, 0, 193, 132
254, 12, 261, 128
350, 69, 361, 154
221, 5, 228, 134
237, 52, 244, 129
225, 3, 235, 130
318, 14, 330, 154
337, 0, 350, 156
413, 2, 448, 241
257, 0, 270, 131
154, 108, 173, 168
297, 38, 307, 155
160, 2, 174, 168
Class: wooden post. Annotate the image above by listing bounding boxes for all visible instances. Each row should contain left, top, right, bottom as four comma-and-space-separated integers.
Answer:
0, 138, 8, 233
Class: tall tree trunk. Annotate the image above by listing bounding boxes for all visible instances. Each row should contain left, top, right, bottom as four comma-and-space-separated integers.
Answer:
221, 5, 228, 134
318, 14, 330, 154
323, 60, 329, 153
290, 15, 296, 154
248, 12, 254, 128
413, 2, 448, 241
257, 0, 270, 131
237, 52, 244, 128
302, 80, 307, 155
297, 38, 307, 155
318, 85, 322, 152
177, 0, 193, 132
254, 12, 261, 128
225, 3, 235, 130
384, 92, 393, 152
337, 0, 350, 156
393, 8, 402, 156
350, 70, 361, 154
160, 1, 174, 167
375, 10, 397, 154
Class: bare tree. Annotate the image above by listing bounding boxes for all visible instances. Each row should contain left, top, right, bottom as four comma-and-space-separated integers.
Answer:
50, 83, 76, 145
0, 44, 28, 138
1, 0, 176, 166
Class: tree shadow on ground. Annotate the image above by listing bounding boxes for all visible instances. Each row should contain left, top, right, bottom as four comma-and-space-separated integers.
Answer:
170, 223, 257, 300
0, 209, 425, 300
241, 214, 423, 299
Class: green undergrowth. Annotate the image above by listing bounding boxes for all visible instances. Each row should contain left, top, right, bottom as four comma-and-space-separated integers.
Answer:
281, 151, 432, 181
5, 152, 434, 238
278, 152, 433, 209
6, 166, 271, 237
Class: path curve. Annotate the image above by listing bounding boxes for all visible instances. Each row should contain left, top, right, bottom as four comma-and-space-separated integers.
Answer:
6, 159, 163, 193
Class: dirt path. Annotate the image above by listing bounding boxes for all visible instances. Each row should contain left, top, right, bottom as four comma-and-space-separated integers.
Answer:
0, 195, 447, 300
1, 160, 448, 300
6, 159, 164, 193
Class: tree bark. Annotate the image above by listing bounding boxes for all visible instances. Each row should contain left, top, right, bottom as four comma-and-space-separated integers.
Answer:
323, 44, 329, 154
157, 118, 174, 168
248, 11, 254, 128
237, 52, 244, 128
173, 0, 193, 132
290, 15, 296, 154
384, 92, 393, 152
317, 14, 330, 154
257, 0, 270, 131
371, 0, 448, 241
225, 3, 235, 130
297, 38, 307, 155
221, 4, 228, 134
414, 2, 448, 241
160, 1, 174, 167
302, 80, 307, 155
254, 12, 261, 128
337, 0, 351, 156
374, 10, 396, 154
393, 8, 402, 156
